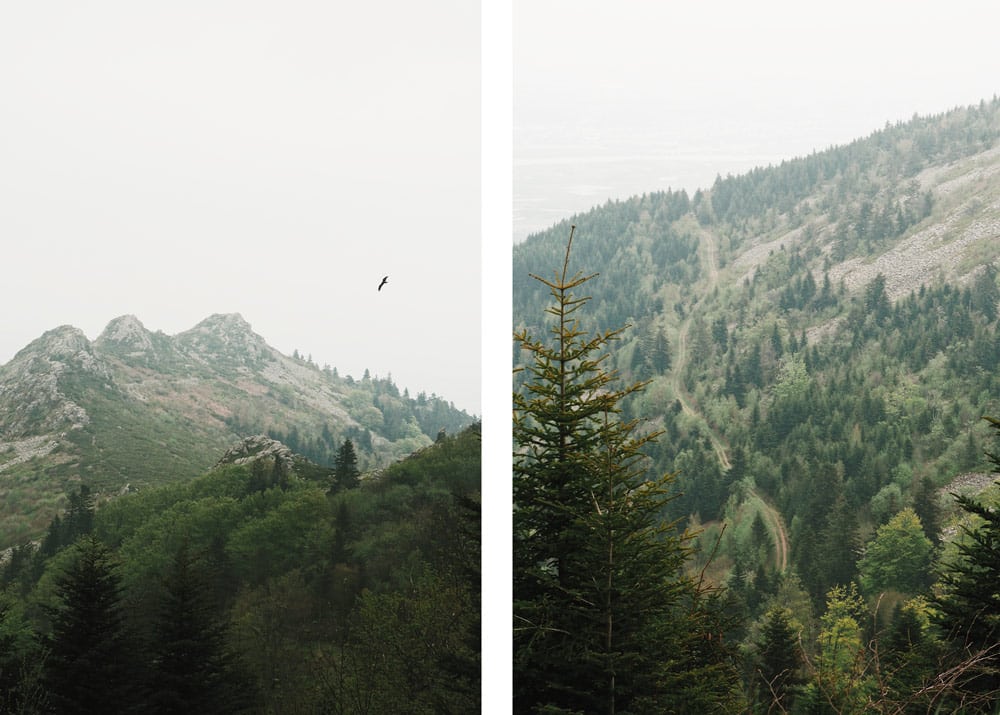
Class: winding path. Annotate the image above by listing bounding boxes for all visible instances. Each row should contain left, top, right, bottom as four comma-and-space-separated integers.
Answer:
668, 226, 789, 571
667, 226, 731, 469
750, 488, 789, 572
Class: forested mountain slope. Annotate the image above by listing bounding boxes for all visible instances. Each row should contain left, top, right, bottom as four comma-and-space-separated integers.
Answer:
513, 98, 1000, 711
0, 313, 473, 549
514, 98, 1000, 605
0, 423, 480, 713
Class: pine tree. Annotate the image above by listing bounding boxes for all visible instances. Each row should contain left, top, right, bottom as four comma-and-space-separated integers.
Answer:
63, 483, 95, 542
818, 491, 861, 591
911, 474, 943, 545
652, 324, 672, 371
754, 606, 802, 710
332, 439, 361, 493
42, 535, 139, 714
148, 540, 249, 714
513, 226, 741, 713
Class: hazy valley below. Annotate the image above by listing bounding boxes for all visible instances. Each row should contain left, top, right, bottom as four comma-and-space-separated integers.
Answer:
514, 111, 898, 243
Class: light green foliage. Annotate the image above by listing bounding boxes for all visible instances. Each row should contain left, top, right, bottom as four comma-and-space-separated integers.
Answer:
772, 353, 810, 403
226, 489, 330, 584
869, 483, 905, 526
344, 391, 385, 432
799, 584, 874, 713
858, 508, 934, 596
27, 541, 88, 626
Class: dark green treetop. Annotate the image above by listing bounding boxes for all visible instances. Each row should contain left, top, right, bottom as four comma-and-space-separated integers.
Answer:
42, 535, 141, 714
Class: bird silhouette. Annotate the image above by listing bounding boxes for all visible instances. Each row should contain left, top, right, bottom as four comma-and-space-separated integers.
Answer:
378, 275, 388, 291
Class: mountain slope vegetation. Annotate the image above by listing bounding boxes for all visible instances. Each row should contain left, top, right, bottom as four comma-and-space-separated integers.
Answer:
514, 97, 1000, 711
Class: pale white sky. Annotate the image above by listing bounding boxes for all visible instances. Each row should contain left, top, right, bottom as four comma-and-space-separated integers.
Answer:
0, 1, 481, 415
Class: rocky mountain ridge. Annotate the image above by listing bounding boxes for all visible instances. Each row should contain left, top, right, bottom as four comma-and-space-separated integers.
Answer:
0, 312, 473, 548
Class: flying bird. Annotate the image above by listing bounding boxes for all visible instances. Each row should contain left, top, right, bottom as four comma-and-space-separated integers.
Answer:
378, 275, 388, 291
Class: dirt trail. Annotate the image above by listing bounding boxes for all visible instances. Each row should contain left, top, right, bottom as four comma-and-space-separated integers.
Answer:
669, 228, 789, 570
668, 227, 730, 470
750, 488, 790, 572
701, 223, 722, 286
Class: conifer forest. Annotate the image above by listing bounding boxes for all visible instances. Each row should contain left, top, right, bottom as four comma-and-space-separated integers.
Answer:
513, 101, 1000, 713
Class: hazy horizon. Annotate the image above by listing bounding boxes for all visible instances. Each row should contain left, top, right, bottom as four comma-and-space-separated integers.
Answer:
514, 0, 1000, 245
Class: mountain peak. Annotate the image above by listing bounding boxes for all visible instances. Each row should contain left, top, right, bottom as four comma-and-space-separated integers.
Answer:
0, 325, 99, 439
19, 325, 92, 362
176, 313, 271, 367
183, 313, 261, 341
96, 315, 153, 351
11, 325, 108, 380
192, 312, 252, 331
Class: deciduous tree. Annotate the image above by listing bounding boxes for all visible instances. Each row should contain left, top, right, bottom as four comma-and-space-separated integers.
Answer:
858, 507, 934, 596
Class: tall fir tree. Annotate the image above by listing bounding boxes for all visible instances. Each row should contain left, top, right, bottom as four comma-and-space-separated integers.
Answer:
42, 535, 140, 714
911, 474, 943, 545
332, 438, 361, 492
753, 605, 802, 710
147, 539, 249, 714
513, 226, 742, 713
64, 483, 95, 542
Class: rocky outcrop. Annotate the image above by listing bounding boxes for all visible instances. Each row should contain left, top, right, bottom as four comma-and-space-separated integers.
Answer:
215, 434, 296, 471
941, 472, 997, 496
828, 210, 1000, 301
0, 435, 60, 473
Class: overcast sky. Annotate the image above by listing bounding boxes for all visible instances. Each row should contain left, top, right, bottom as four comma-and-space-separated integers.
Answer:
0, 1, 481, 416
512, 0, 1000, 242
